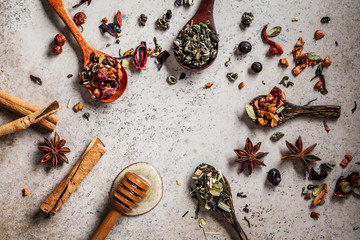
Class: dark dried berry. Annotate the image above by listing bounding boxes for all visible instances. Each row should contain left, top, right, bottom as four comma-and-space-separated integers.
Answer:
238, 41, 252, 54
54, 34, 66, 46
267, 168, 281, 186
269, 46, 278, 55
73, 12, 87, 25
251, 62, 262, 73
52, 45, 62, 54
321, 16, 330, 23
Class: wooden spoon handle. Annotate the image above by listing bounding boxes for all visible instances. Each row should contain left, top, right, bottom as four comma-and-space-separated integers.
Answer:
191, 0, 215, 25
47, 0, 94, 56
287, 105, 341, 118
91, 207, 122, 240
230, 211, 248, 240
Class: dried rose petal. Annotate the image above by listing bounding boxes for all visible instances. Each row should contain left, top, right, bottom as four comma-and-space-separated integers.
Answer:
156, 50, 170, 71
116, 10, 122, 27
134, 41, 148, 70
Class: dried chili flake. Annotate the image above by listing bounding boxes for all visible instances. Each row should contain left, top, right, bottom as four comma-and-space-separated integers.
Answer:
72, 0, 92, 8
310, 212, 319, 219
156, 50, 170, 71
116, 10, 122, 27
262, 25, 283, 55
133, 41, 148, 70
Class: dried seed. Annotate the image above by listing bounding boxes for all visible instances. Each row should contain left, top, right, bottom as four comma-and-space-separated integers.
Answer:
30, 75, 42, 85
291, 17, 299, 22
239, 82, 244, 89
176, 180, 182, 186
22, 188, 29, 196
268, 26, 282, 37
73, 102, 83, 112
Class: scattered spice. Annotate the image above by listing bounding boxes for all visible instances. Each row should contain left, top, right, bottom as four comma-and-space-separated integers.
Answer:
237, 192, 247, 198
38, 132, 70, 168
267, 26, 282, 37
167, 75, 177, 85
310, 164, 328, 180
301, 187, 308, 195
310, 212, 319, 219
67, 99, 71, 108
304, 98, 317, 106
156, 10, 172, 30
291, 17, 299, 22
73, 102, 83, 112
199, 218, 206, 228
134, 41, 148, 70
267, 168, 281, 186
106, 44, 111, 48
282, 136, 321, 173
67, 74, 73, 78
243, 204, 249, 213
238, 41, 252, 54
315, 30, 325, 40
279, 58, 289, 67
234, 138, 268, 174
152, 37, 162, 57
241, 12, 254, 28
311, 65, 328, 95
321, 17, 331, 23
174, 0, 194, 6
52, 45, 62, 55
83, 112, 90, 120
270, 132, 284, 141
239, 82, 245, 89
156, 50, 170, 71
262, 25, 283, 55
296, 37, 305, 47
304, 193, 311, 200
251, 86, 286, 127
30, 75, 42, 86
244, 216, 251, 228
226, 72, 238, 81
352, 101, 357, 114
115, 39, 120, 44
99, 11, 122, 38
116, 10, 122, 27
176, 180, 182, 186
251, 62, 263, 73
324, 163, 335, 170
313, 183, 327, 206
72, 0, 91, 8
322, 56, 332, 67
102, 17, 108, 23
23, 188, 29, 196
224, 58, 231, 67
334, 172, 360, 198
146, 48, 153, 56
79, 53, 123, 100
174, 21, 219, 69
278, 76, 294, 88
73, 12, 86, 25
179, 72, 186, 80
182, 211, 189, 217
54, 34, 66, 46
323, 121, 330, 132
340, 152, 353, 168
205, 82, 214, 88
307, 184, 318, 190
138, 14, 148, 26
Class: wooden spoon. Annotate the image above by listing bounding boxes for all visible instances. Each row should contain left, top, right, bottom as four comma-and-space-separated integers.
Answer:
91, 172, 150, 240
193, 164, 248, 240
175, 0, 217, 71
47, 0, 128, 103
249, 95, 341, 127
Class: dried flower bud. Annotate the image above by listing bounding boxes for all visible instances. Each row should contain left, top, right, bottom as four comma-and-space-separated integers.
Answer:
315, 30, 325, 40
239, 82, 244, 89
73, 12, 87, 25
73, 102, 83, 112
95, 69, 108, 81
52, 45, 62, 54
279, 58, 289, 67
54, 33, 66, 46
322, 56, 332, 67
23, 188, 29, 196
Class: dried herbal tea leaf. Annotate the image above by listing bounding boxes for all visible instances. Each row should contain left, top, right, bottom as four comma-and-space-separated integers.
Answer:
245, 104, 257, 120
67, 74, 73, 78
312, 183, 326, 197
341, 182, 352, 193
199, 219, 206, 228
241, 12, 254, 28
226, 72, 238, 81
156, 10, 172, 30
268, 26, 282, 37
179, 72, 186, 80
353, 188, 360, 196
167, 75, 177, 85
316, 65, 323, 76
352, 101, 357, 114
30, 75, 42, 85
270, 132, 284, 141
308, 52, 320, 61
83, 112, 90, 120
321, 16, 331, 23
225, 57, 231, 67
324, 163, 335, 169
138, 14, 148, 26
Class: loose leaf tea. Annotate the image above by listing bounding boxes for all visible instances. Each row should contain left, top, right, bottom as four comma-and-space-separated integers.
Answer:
241, 12, 254, 28
174, 20, 219, 69
138, 14, 148, 26
174, 0, 194, 6
270, 132, 284, 141
167, 75, 177, 85
226, 72, 238, 81
321, 16, 331, 23
308, 52, 320, 61
30, 75, 42, 85
268, 26, 282, 37
156, 10, 172, 30
152, 37, 162, 57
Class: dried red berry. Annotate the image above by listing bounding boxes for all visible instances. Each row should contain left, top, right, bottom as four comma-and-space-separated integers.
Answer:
54, 34, 66, 46
73, 12, 87, 25
52, 45, 62, 54
269, 46, 278, 55
95, 69, 108, 81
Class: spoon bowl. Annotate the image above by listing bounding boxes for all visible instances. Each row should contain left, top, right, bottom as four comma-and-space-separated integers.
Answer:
249, 95, 341, 127
47, 0, 128, 102
174, 0, 217, 71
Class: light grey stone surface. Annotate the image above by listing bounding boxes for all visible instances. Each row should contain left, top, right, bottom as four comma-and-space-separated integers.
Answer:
0, 0, 359, 239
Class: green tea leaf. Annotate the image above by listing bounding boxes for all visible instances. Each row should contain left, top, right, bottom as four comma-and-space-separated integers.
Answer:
341, 182, 352, 193
353, 188, 360, 196
268, 26, 282, 37
210, 188, 221, 196
308, 52, 320, 61
245, 104, 257, 120
213, 181, 223, 189
217, 202, 231, 212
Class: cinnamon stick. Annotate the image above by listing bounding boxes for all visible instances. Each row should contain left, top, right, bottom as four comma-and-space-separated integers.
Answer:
40, 137, 107, 216
0, 100, 60, 137
0, 89, 59, 131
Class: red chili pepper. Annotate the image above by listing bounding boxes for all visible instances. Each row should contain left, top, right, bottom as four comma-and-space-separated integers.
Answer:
262, 25, 283, 55
116, 10, 122, 27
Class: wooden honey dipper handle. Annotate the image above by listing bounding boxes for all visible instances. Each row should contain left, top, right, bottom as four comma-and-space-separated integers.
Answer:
91, 172, 150, 240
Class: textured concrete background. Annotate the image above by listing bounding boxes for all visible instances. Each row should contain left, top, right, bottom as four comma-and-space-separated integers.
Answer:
0, 0, 359, 239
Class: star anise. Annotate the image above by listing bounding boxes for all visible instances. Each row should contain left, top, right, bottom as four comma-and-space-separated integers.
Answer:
281, 136, 321, 173
38, 132, 70, 168
234, 138, 268, 174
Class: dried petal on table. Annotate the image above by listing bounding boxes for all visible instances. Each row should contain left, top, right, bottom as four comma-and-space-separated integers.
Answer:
239, 82, 244, 89
116, 10, 122, 27
156, 50, 170, 71
296, 37, 305, 47
73, 102, 83, 112
323, 121, 330, 132
315, 30, 325, 40
205, 82, 214, 88
134, 41, 148, 70
279, 58, 289, 67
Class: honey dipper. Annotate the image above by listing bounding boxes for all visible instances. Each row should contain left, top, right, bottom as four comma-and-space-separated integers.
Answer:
91, 172, 150, 240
